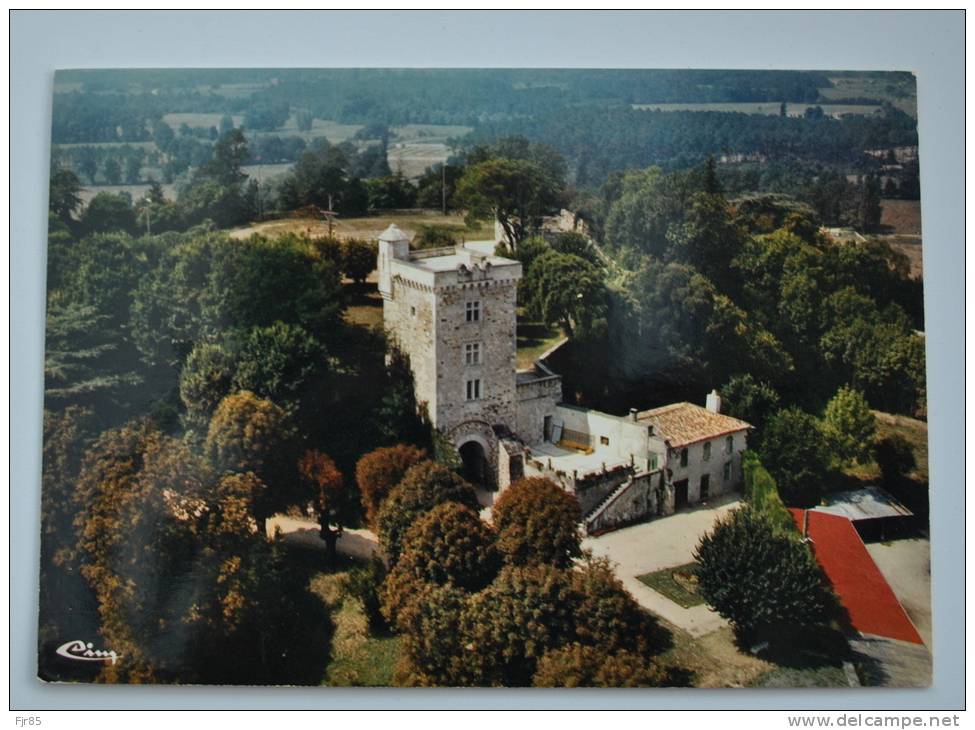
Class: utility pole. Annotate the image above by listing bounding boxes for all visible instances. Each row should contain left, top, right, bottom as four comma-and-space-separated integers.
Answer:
441, 163, 447, 216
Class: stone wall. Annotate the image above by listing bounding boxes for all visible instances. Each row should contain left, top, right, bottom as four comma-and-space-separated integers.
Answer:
435, 278, 519, 436
662, 429, 748, 504
383, 278, 439, 417
515, 372, 562, 445
586, 470, 665, 535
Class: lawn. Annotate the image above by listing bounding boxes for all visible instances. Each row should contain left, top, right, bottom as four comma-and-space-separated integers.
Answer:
749, 663, 850, 688
516, 316, 565, 370
308, 564, 402, 687
636, 563, 705, 609
873, 410, 929, 483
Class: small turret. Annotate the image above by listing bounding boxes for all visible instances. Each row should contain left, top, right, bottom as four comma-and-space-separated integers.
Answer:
377, 224, 411, 299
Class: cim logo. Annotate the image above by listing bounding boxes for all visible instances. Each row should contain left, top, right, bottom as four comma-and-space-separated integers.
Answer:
55, 639, 121, 665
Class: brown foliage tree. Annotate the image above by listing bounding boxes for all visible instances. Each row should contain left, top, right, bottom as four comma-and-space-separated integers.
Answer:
375, 460, 479, 564
532, 643, 677, 688
355, 444, 427, 528
297, 449, 348, 563
205, 391, 295, 525
491, 476, 582, 568
380, 502, 499, 626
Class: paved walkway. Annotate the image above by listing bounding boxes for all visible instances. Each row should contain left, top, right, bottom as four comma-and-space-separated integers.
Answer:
582, 495, 740, 636
267, 515, 384, 562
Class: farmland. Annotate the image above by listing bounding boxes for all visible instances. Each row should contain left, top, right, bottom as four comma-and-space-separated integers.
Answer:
632, 101, 881, 118
229, 211, 494, 243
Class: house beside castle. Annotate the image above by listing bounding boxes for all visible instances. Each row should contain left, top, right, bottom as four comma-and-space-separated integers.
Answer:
376, 223, 751, 533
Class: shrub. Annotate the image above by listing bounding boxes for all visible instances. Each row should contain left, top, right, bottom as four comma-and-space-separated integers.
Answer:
341, 238, 375, 284
492, 477, 581, 568
344, 556, 387, 632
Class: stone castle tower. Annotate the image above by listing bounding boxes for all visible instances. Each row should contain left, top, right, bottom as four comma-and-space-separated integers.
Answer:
377, 224, 531, 488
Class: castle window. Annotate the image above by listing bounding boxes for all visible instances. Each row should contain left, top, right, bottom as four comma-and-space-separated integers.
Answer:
466, 378, 482, 401
466, 300, 480, 322
680, 448, 689, 467
703, 442, 711, 461
465, 342, 482, 365
725, 435, 734, 454
599, 436, 610, 446
410, 306, 416, 317
723, 461, 732, 481
650, 453, 658, 470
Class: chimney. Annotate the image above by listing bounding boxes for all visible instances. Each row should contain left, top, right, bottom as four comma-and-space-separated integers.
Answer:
629, 408, 638, 422
802, 509, 811, 538
706, 389, 721, 414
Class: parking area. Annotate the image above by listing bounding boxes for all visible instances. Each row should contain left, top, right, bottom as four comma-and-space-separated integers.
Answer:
582, 494, 740, 635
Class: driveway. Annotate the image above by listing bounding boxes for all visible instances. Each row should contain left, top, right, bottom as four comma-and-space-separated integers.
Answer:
582, 494, 740, 636
866, 537, 932, 647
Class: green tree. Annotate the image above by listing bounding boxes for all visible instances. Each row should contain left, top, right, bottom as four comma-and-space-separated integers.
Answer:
340, 238, 375, 284
694, 505, 838, 645
79, 192, 136, 235
822, 386, 877, 465
456, 157, 562, 251
873, 434, 916, 484
232, 322, 328, 410
375, 460, 479, 564
759, 408, 831, 507
355, 444, 428, 528
201, 129, 249, 187
522, 251, 607, 340
720, 374, 781, 451
178, 341, 237, 431
103, 157, 122, 185
492, 477, 582, 568
295, 109, 314, 132
49, 166, 83, 224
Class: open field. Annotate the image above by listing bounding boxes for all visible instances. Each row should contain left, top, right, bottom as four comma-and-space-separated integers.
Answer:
632, 101, 880, 118
881, 199, 922, 235
229, 211, 495, 242
78, 182, 177, 206
162, 112, 244, 129
820, 75, 917, 117
388, 141, 452, 179
881, 235, 923, 280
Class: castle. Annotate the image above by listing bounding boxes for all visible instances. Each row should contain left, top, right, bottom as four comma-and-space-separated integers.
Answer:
377, 224, 751, 533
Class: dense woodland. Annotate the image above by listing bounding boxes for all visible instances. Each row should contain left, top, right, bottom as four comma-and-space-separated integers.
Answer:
40, 69, 925, 686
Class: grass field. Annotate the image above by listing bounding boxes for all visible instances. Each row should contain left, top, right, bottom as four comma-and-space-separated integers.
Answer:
162, 112, 244, 129
881, 199, 922, 235
229, 211, 495, 242
309, 564, 402, 687
632, 101, 880, 118
636, 563, 705, 609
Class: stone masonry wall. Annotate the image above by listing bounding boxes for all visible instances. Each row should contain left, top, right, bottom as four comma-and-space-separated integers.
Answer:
435, 279, 519, 436
384, 278, 439, 417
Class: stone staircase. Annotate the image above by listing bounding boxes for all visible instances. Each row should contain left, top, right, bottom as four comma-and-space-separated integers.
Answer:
583, 476, 635, 533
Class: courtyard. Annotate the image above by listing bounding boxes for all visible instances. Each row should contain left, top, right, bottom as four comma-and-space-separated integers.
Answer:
582, 494, 740, 635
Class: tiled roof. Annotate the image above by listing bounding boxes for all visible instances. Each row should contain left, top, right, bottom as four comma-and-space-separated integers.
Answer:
636, 402, 750, 448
